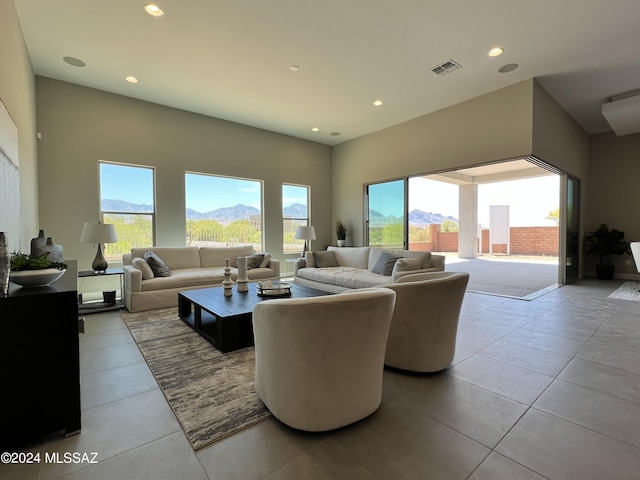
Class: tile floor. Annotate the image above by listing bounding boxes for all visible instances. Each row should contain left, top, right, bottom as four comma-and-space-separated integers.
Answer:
2, 279, 640, 479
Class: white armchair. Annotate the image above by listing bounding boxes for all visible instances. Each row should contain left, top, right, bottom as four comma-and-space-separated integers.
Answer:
380, 271, 469, 372
252, 288, 396, 431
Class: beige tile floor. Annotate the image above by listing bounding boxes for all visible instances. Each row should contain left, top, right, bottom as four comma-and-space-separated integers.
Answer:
2, 278, 640, 480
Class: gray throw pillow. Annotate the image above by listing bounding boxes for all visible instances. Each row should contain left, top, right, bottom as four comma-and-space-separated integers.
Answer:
144, 251, 171, 277
313, 250, 338, 268
372, 252, 400, 276
131, 256, 154, 280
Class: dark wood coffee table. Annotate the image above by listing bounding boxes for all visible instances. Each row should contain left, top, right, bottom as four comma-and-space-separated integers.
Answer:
178, 283, 331, 353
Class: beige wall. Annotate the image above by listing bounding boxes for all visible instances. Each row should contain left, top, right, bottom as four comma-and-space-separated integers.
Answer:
588, 131, 640, 276
0, 0, 38, 251
35, 77, 332, 273
331, 80, 536, 247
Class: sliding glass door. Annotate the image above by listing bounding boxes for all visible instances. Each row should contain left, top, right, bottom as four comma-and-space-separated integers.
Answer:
366, 179, 406, 248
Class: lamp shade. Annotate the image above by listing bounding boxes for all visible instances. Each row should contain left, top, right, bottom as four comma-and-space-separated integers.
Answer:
80, 223, 117, 244
295, 226, 316, 240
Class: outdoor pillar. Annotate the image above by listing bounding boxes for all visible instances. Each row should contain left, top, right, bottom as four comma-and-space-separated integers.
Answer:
458, 184, 478, 259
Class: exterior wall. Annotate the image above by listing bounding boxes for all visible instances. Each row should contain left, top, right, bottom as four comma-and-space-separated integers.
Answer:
411, 225, 559, 256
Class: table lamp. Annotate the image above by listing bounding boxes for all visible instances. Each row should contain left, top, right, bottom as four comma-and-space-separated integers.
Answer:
295, 225, 316, 257
80, 222, 117, 273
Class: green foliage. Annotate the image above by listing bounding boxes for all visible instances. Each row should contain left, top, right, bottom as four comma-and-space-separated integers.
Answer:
335, 220, 347, 240
10, 252, 67, 271
545, 208, 560, 225
440, 219, 459, 232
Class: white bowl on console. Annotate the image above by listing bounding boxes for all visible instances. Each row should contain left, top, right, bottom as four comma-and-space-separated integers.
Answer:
10, 268, 66, 287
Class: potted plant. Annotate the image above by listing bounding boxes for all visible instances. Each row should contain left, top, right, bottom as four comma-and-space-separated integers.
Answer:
9, 252, 67, 287
336, 220, 347, 247
584, 223, 631, 280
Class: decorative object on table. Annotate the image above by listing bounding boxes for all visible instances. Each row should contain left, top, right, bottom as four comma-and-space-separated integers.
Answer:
30, 229, 47, 256
33, 235, 64, 263
223, 259, 234, 296
8, 251, 67, 287
336, 219, 347, 247
80, 222, 117, 273
0, 232, 9, 296
584, 223, 631, 280
295, 225, 316, 257
257, 280, 292, 297
236, 256, 249, 292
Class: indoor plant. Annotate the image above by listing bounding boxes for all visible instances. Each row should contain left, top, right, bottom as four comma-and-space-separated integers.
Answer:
9, 252, 67, 287
584, 223, 631, 279
336, 220, 347, 247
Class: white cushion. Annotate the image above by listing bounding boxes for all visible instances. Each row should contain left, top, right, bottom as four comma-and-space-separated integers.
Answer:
392, 257, 423, 280
131, 257, 154, 280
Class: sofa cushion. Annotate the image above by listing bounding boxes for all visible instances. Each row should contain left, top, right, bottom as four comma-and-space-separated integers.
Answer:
327, 246, 370, 269
131, 247, 201, 270
314, 251, 338, 268
199, 245, 255, 268
392, 257, 424, 280
234, 253, 264, 269
144, 251, 172, 277
131, 257, 154, 280
297, 266, 393, 289
305, 251, 317, 268
368, 247, 431, 270
259, 253, 272, 268
372, 252, 401, 276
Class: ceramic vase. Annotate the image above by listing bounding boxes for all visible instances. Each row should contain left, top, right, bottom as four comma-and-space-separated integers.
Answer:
30, 229, 46, 256
236, 256, 249, 292
0, 232, 9, 297
223, 259, 234, 296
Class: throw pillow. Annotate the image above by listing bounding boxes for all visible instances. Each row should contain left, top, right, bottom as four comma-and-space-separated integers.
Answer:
144, 251, 171, 277
305, 251, 316, 268
131, 257, 154, 280
392, 257, 423, 280
234, 254, 264, 269
313, 250, 338, 268
258, 253, 272, 268
372, 252, 400, 276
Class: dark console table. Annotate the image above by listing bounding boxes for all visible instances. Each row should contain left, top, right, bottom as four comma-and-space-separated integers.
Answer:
0, 260, 81, 450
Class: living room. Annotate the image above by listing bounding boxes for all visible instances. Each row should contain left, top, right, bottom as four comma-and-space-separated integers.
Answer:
2, 1, 640, 479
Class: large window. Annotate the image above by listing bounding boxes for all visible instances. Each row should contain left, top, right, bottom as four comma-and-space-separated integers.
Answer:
99, 162, 155, 261
366, 179, 406, 249
282, 184, 310, 254
185, 173, 263, 251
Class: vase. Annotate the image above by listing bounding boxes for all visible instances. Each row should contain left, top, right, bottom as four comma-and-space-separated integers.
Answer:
0, 232, 9, 297
34, 237, 64, 263
236, 256, 249, 292
30, 229, 47, 257
223, 259, 234, 296
337, 239, 346, 247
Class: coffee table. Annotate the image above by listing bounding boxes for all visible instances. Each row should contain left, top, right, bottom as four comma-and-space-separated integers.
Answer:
178, 283, 331, 353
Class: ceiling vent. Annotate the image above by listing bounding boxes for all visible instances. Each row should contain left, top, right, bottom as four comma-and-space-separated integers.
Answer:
602, 91, 640, 136
430, 59, 462, 76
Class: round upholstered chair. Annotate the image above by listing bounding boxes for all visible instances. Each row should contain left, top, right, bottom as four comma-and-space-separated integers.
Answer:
252, 288, 396, 432
380, 271, 469, 373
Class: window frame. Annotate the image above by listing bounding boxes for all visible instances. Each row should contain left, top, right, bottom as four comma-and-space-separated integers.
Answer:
282, 183, 311, 254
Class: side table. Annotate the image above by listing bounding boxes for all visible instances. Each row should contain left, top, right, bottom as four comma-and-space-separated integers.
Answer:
78, 268, 125, 314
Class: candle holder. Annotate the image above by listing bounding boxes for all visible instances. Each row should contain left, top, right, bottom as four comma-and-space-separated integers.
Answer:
223, 259, 234, 296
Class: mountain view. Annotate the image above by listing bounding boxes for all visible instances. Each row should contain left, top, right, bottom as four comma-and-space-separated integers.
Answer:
102, 200, 457, 225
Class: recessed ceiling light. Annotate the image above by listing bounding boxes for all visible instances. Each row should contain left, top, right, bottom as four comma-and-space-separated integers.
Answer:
144, 3, 164, 16
311, 127, 319, 132
125, 76, 139, 83
489, 47, 504, 57
63, 56, 86, 67
373, 100, 383, 106
498, 63, 518, 73
290, 65, 300, 72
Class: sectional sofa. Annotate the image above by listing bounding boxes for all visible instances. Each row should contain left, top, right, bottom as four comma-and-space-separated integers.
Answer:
293, 246, 445, 293
123, 246, 280, 312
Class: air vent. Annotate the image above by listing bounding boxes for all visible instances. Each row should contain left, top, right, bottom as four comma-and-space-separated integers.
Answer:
430, 59, 462, 76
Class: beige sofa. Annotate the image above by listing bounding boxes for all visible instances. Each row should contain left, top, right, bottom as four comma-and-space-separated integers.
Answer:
293, 246, 445, 293
123, 246, 280, 312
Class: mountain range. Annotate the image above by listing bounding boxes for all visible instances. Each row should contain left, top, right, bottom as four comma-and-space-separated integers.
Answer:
102, 200, 457, 225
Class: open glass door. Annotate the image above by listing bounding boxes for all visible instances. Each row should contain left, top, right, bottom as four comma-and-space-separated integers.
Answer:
366, 179, 406, 248
564, 175, 580, 284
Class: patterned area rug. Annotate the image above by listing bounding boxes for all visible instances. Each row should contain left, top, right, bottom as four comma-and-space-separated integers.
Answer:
608, 282, 640, 301
121, 308, 271, 450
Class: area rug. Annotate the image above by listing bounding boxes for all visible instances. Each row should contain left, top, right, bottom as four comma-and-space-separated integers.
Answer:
608, 282, 640, 301
121, 308, 271, 450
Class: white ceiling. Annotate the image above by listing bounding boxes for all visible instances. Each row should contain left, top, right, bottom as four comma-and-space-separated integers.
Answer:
13, 0, 640, 146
